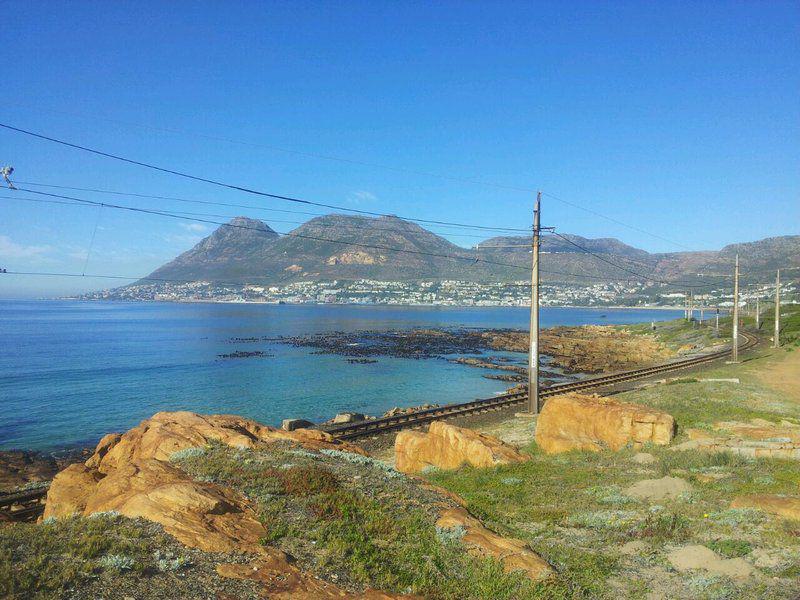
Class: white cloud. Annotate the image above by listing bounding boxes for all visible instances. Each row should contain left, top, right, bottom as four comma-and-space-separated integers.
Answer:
0, 235, 52, 259
349, 190, 378, 204
179, 223, 209, 233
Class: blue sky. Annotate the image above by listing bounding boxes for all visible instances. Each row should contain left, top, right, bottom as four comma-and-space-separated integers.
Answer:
1, 1, 798, 297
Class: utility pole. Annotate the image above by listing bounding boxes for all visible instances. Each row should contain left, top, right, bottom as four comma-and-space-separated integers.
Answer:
528, 192, 541, 414
700, 299, 704, 325
732, 254, 740, 363
774, 269, 781, 348
755, 297, 760, 329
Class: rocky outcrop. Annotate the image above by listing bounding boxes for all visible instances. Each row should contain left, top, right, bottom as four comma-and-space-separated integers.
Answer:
0, 450, 60, 490
395, 421, 530, 474
677, 419, 800, 460
436, 507, 553, 581
731, 495, 800, 521
42, 411, 406, 599
535, 393, 675, 454
44, 411, 367, 548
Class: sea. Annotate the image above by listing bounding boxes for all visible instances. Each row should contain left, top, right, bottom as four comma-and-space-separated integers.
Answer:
0, 301, 683, 452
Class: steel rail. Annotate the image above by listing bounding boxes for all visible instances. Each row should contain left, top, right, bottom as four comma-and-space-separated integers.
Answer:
328, 331, 758, 441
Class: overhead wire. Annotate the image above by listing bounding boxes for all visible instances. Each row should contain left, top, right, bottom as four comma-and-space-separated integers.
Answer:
13, 180, 529, 236
5, 107, 705, 252
0, 124, 530, 234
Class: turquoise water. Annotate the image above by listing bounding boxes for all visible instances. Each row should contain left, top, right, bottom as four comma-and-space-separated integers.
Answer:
0, 301, 682, 452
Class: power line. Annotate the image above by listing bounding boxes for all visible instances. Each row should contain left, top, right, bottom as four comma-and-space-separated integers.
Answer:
549, 231, 723, 289
14, 180, 528, 236
6, 187, 759, 289
5, 107, 707, 252
13, 187, 535, 273
0, 124, 530, 234
1, 194, 505, 241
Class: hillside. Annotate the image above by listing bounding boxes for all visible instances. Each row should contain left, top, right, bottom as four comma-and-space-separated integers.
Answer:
131, 215, 799, 288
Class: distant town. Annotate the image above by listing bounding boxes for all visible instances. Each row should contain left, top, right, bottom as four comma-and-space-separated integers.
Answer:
78, 278, 798, 309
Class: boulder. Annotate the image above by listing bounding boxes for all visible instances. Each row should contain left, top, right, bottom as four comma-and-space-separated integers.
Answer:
731, 495, 800, 521
436, 507, 553, 581
281, 418, 315, 431
44, 411, 368, 551
332, 412, 366, 424
534, 393, 675, 454
395, 421, 530, 474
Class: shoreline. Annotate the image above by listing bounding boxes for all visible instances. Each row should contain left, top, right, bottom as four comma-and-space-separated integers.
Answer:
20, 297, 691, 311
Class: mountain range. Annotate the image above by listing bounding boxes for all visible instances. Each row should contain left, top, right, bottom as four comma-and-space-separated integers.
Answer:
137, 214, 799, 288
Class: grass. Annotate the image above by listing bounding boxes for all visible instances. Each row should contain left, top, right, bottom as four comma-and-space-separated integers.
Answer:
425, 324, 800, 600
170, 441, 565, 599
0, 513, 192, 599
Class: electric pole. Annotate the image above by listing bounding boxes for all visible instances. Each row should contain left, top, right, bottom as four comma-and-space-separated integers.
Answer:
528, 192, 541, 414
732, 254, 739, 363
700, 299, 704, 325
774, 269, 781, 348
755, 297, 759, 329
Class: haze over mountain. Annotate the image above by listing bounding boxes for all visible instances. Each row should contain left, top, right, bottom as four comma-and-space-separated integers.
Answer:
135, 215, 800, 288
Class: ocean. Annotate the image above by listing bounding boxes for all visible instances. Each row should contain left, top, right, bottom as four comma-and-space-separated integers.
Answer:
0, 301, 682, 452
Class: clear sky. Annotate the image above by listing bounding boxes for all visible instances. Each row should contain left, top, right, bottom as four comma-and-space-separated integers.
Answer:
1, 1, 798, 297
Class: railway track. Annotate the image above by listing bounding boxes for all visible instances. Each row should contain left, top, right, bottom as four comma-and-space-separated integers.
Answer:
327, 331, 759, 441
1, 331, 757, 523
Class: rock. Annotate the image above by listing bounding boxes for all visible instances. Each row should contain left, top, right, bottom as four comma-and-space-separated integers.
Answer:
534, 393, 675, 454
216, 556, 412, 599
731, 495, 800, 521
682, 420, 800, 460
625, 476, 692, 501
0, 450, 59, 490
436, 507, 553, 581
666, 544, 756, 579
332, 412, 365, 424
632, 452, 657, 465
281, 418, 315, 431
44, 411, 368, 551
395, 421, 530, 474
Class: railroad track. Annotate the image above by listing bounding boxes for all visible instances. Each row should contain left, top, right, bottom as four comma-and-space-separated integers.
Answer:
1, 331, 757, 523
328, 331, 759, 441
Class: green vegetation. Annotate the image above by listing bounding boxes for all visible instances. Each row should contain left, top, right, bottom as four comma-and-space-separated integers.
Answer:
624, 316, 731, 352
425, 323, 800, 598
172, 441, 563, 599
0, 513, 193, 599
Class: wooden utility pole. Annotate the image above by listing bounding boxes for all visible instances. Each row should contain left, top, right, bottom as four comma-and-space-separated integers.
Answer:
528, 192, 541, 414
732, 254, 740, 363
774, 269, 781, 348
700, 299, 704, 324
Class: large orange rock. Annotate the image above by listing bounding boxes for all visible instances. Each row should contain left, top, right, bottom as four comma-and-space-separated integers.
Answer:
435, 507, 553, 581
395, 421, 530, 474
535, 393, 675, 454
731, 495, 800, 521
43, 411, 367, 552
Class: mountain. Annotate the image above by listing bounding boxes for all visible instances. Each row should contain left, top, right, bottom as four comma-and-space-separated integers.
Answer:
134, 215, 799, 288
141, 217, 279, 283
